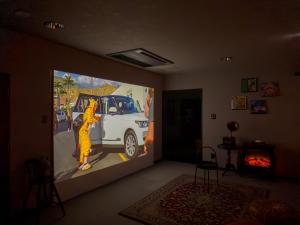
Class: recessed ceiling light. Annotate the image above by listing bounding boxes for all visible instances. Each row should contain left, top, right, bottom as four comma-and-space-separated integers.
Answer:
220, 56, 233, 63
14, 10, 31, 18
43, 21, 64, 30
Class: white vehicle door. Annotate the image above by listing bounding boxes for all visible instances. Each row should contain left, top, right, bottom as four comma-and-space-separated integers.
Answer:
101, 97, 123, 145
73, 95, 103, 145
89, 112, 103, 145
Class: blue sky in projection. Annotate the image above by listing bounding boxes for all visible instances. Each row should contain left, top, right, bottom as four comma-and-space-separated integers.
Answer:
54, 70, 121, 89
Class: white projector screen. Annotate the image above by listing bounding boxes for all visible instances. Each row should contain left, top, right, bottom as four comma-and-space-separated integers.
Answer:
53, 70, 154, 183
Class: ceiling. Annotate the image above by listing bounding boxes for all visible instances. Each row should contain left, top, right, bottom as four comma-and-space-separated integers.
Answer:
1, 0, 300, 75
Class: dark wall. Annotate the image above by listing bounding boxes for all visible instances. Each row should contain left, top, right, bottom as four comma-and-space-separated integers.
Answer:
0, 28, 163, 209
165, 68, 300, 178
0, 74, 10, 222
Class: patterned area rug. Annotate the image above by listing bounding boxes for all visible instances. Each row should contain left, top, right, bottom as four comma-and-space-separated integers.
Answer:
120, 174, 268, 225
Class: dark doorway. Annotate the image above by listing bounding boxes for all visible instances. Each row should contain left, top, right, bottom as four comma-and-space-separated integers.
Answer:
0, 74, 10, 223
162, 89, 202, 163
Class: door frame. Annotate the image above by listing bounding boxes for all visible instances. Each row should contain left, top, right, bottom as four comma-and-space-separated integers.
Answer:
0, 73, 10, 220
162, 88, 203, 162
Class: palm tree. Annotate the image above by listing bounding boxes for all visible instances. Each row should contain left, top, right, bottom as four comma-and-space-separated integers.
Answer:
53, 80, 66, 109
63, 73, 75, 108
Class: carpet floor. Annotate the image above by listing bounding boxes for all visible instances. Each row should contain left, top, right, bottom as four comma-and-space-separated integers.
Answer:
120, 174, 268, 225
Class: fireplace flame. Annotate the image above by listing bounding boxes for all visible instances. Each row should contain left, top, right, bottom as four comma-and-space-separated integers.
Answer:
244, 155, 271, 168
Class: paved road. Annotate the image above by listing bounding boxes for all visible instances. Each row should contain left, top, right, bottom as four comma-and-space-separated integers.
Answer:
53, 121, 128, 182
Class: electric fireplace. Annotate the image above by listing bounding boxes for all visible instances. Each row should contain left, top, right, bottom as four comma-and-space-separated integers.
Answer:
238, 142, 275, 176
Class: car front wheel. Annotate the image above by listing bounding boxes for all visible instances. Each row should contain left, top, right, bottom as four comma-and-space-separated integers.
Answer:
124, 130, 138, 159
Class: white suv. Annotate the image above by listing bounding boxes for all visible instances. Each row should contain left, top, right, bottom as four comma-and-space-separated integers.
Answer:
72, 94, 148, 159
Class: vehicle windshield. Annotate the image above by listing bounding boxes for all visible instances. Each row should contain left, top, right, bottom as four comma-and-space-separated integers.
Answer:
114, 96, 141, 114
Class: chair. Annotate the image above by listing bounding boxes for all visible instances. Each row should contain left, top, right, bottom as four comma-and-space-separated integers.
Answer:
194, 140, 219, 191
22, 158, 65, 224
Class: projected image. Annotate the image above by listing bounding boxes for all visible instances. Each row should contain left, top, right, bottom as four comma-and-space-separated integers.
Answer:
53, 70, 154, 182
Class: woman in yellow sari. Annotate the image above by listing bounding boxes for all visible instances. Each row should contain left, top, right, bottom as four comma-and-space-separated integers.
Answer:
79, 99, 101, 170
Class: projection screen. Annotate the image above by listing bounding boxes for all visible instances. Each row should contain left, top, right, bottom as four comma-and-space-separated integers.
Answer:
53, 70, 154, 183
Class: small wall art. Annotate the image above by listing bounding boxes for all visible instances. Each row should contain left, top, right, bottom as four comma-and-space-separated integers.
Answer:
241, 78, 258, 93
250, 99, 267, 114
260, 82, 280, 97
231, 96, 248, 110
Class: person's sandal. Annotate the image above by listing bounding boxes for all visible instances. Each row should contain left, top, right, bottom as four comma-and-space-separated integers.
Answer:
139, 152, 148, 157
78, 163, 84, 170
81, 163, 92, 171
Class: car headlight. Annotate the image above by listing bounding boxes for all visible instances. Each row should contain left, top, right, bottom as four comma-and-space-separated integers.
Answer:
135, 120, 148, 128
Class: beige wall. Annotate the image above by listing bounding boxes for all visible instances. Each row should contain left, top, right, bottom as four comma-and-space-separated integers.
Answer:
0, 29, 163, 208
164, 63, 300, 178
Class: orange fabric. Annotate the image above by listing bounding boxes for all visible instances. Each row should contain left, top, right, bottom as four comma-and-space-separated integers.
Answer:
145, 122, 154, 145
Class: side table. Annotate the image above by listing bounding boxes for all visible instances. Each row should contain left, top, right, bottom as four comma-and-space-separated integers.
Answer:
217, 144, 240, 176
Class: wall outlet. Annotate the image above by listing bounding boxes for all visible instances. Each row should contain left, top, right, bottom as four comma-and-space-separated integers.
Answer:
210, 114, 216, 119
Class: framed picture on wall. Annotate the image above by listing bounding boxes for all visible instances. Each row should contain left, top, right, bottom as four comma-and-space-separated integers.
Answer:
250, 99, 267, 114
231, 96, 248, 110
260, 82, 280, 97
247, 78, 258, 92
241, 78, 258, 93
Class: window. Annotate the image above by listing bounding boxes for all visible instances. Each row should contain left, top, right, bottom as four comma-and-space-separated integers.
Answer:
101, 97, 116, 114
75, 97, 89, 112
114, 96, 140, 114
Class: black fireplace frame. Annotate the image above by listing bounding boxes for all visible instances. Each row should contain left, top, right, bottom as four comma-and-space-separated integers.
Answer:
238, 142, 275, 177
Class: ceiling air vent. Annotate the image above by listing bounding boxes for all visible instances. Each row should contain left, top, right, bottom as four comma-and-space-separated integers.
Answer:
107, 48, 173, 68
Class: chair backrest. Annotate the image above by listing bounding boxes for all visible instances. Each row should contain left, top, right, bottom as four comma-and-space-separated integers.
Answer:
203, 146, 217, 164
195, 140, 218, 164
